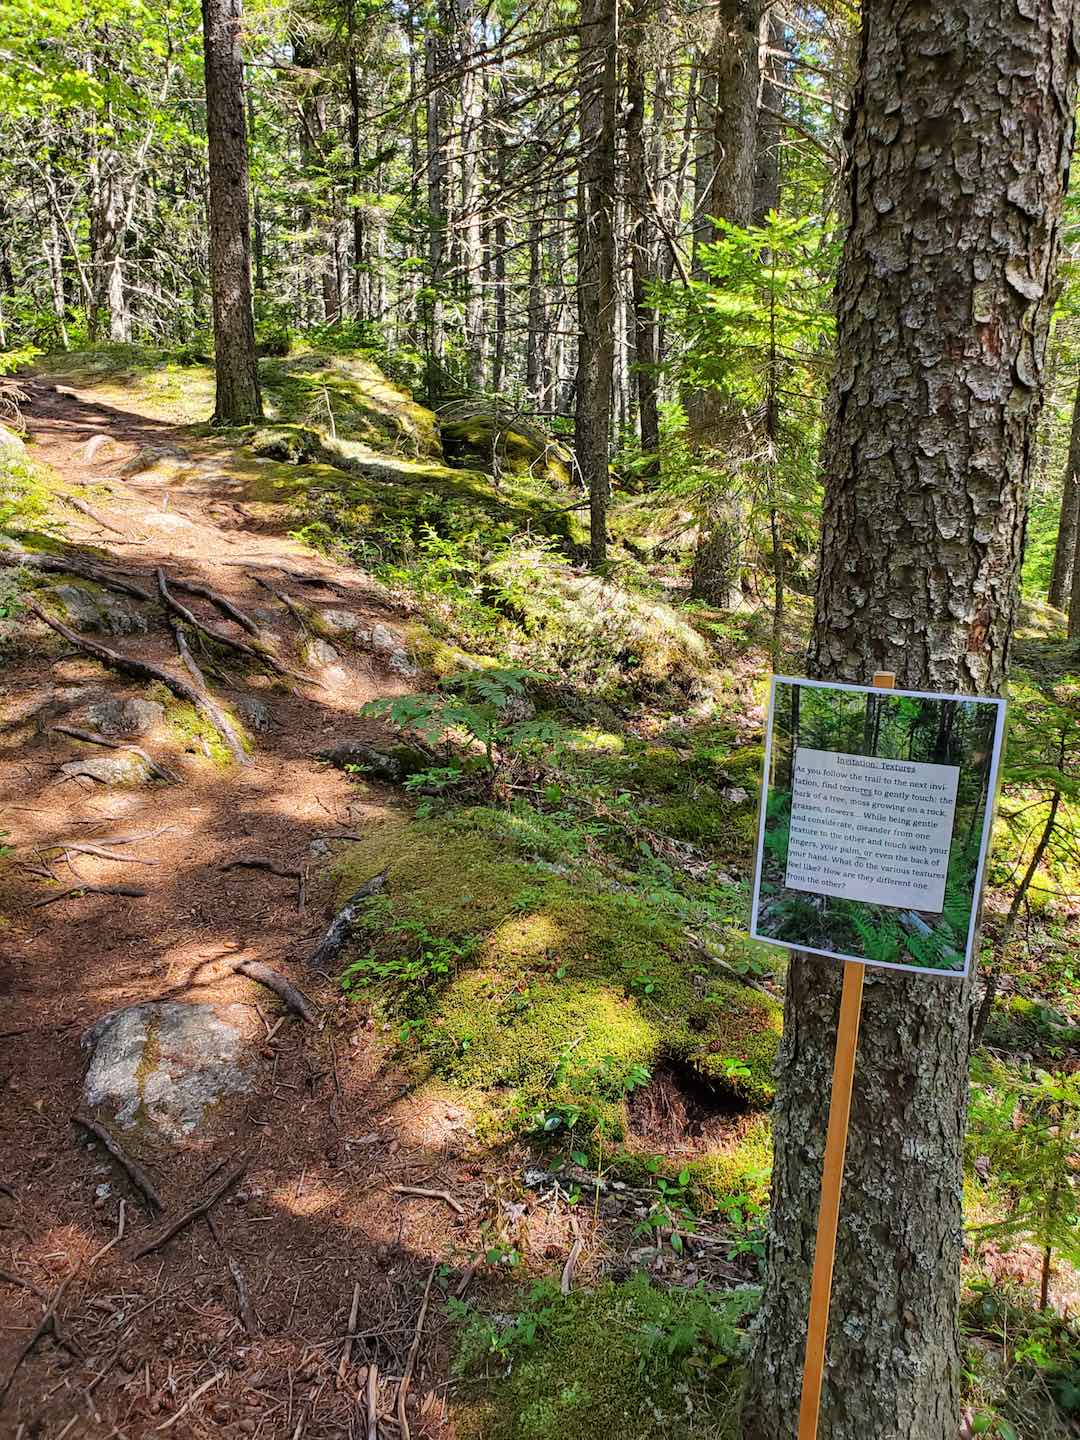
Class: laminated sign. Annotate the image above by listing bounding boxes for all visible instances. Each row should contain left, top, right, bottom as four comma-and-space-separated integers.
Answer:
749, 677, 1007, 977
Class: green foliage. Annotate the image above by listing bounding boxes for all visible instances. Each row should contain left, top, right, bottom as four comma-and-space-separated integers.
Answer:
967, 1061, 1080, 1295
452, 1275, 753, 1440
963, 1282, 1080, 1436
360, 666, 560, 779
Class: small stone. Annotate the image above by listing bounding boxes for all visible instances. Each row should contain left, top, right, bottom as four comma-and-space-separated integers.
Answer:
47, 583, 148, 638
316, 609, 364, 637
300, 636, 340, 669
309, 839, 330, 857
233, 694, 271, 733
85, 697, 165, 737
59, 753, 153, 786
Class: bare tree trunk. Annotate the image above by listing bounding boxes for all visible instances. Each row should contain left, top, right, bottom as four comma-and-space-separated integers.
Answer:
742, 1, 1078, 1436
458, 0, 485, 389
626, 0, 660, 467
346, 0, 367, 322
576, 0, 618, 566
424, 7, 449, 400
201, 0, 262, 423
1048, 372, 1080, 610
753, 7, 786, 225
491, 132, 508, 394
526, 211, 545, 402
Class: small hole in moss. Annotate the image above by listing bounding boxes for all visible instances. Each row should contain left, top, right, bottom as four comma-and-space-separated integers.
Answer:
628, 1058, 748, 1150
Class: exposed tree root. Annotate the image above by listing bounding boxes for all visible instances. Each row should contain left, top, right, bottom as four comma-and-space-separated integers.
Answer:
157, 569, 314, 685
50, 724, 181, 785
25, 599, 250, 767
130, 1153, 248, 1260
1, 547, 154, 601
73, 1113, 163, 1212
234, 960, 319, 1026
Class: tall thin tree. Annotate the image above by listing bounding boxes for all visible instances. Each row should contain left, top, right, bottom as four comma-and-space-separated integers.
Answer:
201, 0, 262, 423
742, 1, 1079, 1436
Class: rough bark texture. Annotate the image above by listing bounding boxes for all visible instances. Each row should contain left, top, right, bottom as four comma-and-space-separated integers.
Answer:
202, 0, 262, 423
1048, 374, 1080, 610
742, 2, 1078, 1437
626, 0, 661, 468
1070, 500, 1080, 638
575, 0, 617, 568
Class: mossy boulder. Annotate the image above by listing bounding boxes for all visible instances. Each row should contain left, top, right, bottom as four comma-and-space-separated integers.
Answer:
250, 423, 323, 464
328, 810, 781, 1138
453, 1274, 749, 1440
260, 352, 442, 460
441, 412, 572, 487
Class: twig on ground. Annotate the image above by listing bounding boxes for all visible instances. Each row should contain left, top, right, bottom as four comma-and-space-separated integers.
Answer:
308, 871, 387, 973
396, 1265, 437, 1440
131, 1153, 248, 1260
31, 884, 148, 909
73, 1113, 163, 1212
64, 496, 131, 537
561, 1234, 584, 1295
156, 1370, 224, 1431
50, 725, 180, 784
0, 1269, 47, 1301
51, 842, 158, 864
391, 1186, 465, 1218
24, 600, 250, 767
0, 1275, 76, 1407
338, 1281, 361, 1381
228, 1255, 259, 1336
365, 1362, 379, 1440
234, 960, 319, 1026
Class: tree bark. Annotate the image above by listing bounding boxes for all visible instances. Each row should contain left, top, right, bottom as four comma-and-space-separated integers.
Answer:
423, 6, 449, 400
626, 0, 660, 468
742, 2, 1078, 1437
576, 0, 618, 567
753, 7, 786, 226
458, 0, 485, 389
1048, 372, 1080, 610
202, 0, 262, 423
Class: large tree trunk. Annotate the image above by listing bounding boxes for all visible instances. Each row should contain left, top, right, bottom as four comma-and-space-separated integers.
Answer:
423, 7, 449, 401
742, 2, 1078, 1437
753, 7, 786, 226
1048, 374, 1080, 611
576, 0, 618, 567
458, 0, 485, 389
1070, 505, 1080, 639
626, 0, 660, 468
688, 0, 759, 607
202, 0, 262, 423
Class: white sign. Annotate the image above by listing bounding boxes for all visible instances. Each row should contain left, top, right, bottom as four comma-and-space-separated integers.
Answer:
784, 747, 960, 911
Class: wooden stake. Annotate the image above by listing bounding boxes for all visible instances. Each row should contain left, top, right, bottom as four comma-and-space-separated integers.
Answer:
796, 670, 894, 1440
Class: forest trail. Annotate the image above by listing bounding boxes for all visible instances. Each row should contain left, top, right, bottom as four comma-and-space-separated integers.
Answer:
0, 377, 472, 1437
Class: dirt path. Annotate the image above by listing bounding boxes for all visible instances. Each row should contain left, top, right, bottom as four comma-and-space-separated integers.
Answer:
0, 379, 477, 1438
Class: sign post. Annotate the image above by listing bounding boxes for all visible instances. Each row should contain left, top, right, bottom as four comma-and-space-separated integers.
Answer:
748, 670, 1006, 1440
795, 671, 892, 1440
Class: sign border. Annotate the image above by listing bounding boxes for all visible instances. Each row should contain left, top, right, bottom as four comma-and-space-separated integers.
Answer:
748, 675, 1008, 979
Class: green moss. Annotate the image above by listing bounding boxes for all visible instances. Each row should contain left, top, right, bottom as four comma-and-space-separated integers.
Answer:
441, 414, 572, 487
330, 811, 781, 1140
453, 1275, 751, 1440
149, 684, 248, 768
982, 995, 1080, 1056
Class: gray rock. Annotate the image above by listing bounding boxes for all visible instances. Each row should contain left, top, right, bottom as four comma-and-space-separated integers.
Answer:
233, 694, 272, 733
119, 445, 188, 479
368, 623, 398, 653
316, 609, 365, 637
85, 697, 165, 737
82, 1000, 251, 1139
48, 582, 148, 637
358, 623, 418, 677
0, 423, 26, 457
82, 433, 124, 465
387, 649, 419, 678
59, 753, 153, 786
320, 741, 405, 781
301, 636, 340, 669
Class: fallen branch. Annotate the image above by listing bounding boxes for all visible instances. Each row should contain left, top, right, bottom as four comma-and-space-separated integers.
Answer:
1, 548, 154, 601
308, 871, 387, 973
391, 1185, 465, 1218
0, 1274, 76, 1408
51, 842, 158, 865
24, 600, 250, 767
224, 559, 341, 589
0, 1269, 47, 1301
156, 1370, 224, 1431
234, 960, 319, 1026
31, 884, 148, 909
131, 1153, 248, 1261
396, 1265, 437, 1440
561, 1235, 584, 1295
50, 724, 181, 785
73, 1113, 163, 1212
158, 569, 314, 686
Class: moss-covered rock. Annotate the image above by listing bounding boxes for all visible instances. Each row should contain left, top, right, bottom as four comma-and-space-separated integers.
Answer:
981, 995, 1080, 1056
453, 1274, 750, 1440
441, 412, 572, 487
329, 811, 781, 1140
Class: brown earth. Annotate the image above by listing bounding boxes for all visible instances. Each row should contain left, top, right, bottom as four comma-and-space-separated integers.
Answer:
0, 378, 504, 1439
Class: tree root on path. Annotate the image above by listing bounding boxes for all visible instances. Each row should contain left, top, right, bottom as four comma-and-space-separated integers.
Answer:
1, 547, 154, 601
234, 959, 319, 1026
168, 575, 265, 639
31, 884, 148, 909
22, 599, 251, 767
130, 1153, 248, 1261
50, 724, 181, 785
73, 1113, 163, 1212
308, 871, 387, 973
221, 856, 305, 913
157, 569, 315, 686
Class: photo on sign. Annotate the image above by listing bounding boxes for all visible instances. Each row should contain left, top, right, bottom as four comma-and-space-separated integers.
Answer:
749, 678, 1006, 976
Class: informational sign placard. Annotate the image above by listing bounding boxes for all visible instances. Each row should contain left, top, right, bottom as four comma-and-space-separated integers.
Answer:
750, 677, 1006, 976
